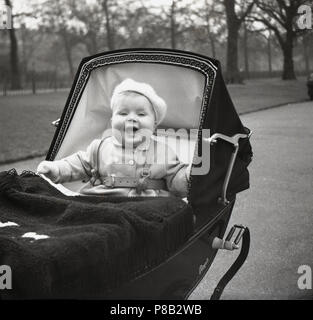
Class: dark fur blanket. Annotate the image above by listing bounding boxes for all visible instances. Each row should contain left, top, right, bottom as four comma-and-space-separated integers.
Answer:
0, 170, 194, 299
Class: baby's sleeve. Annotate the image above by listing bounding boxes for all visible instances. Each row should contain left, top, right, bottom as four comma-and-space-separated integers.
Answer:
54, 139, 101, 183
164, 146, 191, 198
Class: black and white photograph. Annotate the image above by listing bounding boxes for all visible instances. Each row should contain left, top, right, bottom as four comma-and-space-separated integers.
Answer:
0, 0, 312, 307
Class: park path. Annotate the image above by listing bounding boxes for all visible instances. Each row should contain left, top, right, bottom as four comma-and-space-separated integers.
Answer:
1, 101, 313, 300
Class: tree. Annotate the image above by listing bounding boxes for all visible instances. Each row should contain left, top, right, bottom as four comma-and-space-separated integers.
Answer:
223, 0, 255, 83
19, 23, 44, 81
70, 0, 135, 53
253, 0, 309, 80
242, 21, 250, 77
170, 0, 178, 49
168, 0, 193, 49
38, 0, 82, 78
301, 31, 312, 73
69, 0, 104, 55
151, 0, 193, 50
241, 20, 280, 76
114, 5, 169, 49
256, 29, 275, 75
5, 0, 21, 89
189, 0, 226, 58
102, 0, 116, 51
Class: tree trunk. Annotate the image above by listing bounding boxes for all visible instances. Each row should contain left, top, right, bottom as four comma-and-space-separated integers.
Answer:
243, 23, 249, 79
302, 36, 310, 73
282, 30, 296, 80
226, 24, 241, 83
224, 0, 242, 83
60, 31, 74, 79
209, 34, 216, 58
20, 23, 27, 85
31, 62, 36, 95
5, 0, 21, 90
85, 32, 98, 55
8, 28, 22, 89
53, 41, 59, 91
204, 0, 216, 58
170, 0, 177, 49
103, 0, 115, 51
267, 34, 272, 76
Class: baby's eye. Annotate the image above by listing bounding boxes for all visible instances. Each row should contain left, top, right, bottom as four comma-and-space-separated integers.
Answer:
118, 111, 128, 116
138, 112, 146, 116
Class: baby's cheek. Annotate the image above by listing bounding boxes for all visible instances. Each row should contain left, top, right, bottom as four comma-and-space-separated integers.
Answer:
112, 121, 125, 132
112, 116, 123, 125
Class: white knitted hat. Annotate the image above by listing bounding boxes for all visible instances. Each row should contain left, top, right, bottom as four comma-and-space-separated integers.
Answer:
110, 78, 167, 125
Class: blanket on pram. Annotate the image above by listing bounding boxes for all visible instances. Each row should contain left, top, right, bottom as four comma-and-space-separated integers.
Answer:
0, 169, 194, 299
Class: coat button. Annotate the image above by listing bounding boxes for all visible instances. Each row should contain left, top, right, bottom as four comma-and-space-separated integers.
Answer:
128, 159, 135, 165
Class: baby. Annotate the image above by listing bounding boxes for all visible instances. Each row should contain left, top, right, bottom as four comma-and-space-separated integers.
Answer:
37, 79, 191, 197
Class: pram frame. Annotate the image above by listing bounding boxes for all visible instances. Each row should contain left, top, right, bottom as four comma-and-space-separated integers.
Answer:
43, 48, 251, 299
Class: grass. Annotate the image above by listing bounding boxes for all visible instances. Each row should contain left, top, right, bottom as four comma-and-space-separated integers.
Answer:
0, 77, 309, 164
228, 77, 308, 114
0, 92, 68, 164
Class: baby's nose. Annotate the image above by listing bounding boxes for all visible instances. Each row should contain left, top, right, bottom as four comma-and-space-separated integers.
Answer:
126, 114, 138, 122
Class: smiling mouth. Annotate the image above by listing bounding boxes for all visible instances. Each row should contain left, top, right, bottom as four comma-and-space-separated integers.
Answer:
125, 126, 139, 134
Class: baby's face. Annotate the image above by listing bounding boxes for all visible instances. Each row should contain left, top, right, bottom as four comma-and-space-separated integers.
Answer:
111, 92, 156, 148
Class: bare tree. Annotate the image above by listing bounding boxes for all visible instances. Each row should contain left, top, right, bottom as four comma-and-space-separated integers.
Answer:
102, 0, 116, 51
38, 0, 82, 78
71, 0, 169, 52
170, 0, 177, 49
187, 0, 226, 58
267, 31, 273, 75
203, 0, 225, 58
155, 0, 191, 50
243, 21, 250, 78
167, 0, 188, 49
256, 29, 277, 76
223, 0, 255, 83
252, 0, 309, 80
5, 0, 21, 89
19, 23, 45, 81
300, 29, 312, 73
261, 30, 275, 75
69, 0, 104, 55
115, 4, 168, 48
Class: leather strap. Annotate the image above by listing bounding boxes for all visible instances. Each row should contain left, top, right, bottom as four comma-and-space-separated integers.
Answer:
210, 227, 250, 300
101, 175, 166, 190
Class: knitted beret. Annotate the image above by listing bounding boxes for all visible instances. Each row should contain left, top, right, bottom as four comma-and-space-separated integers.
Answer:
110, 78, 167, 125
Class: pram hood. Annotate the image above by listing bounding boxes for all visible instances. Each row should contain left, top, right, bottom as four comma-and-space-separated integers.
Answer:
47, 49, 252, 217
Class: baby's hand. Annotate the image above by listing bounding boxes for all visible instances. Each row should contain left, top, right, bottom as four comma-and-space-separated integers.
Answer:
37, 161, 61, 183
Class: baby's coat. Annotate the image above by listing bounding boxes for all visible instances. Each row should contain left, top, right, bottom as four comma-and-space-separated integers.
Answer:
53, 136, 189, 197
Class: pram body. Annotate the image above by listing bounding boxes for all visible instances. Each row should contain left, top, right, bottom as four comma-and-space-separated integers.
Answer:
0, 49, 252, 299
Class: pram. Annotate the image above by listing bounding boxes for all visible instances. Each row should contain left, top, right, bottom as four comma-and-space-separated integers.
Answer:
0, 49, 252, 300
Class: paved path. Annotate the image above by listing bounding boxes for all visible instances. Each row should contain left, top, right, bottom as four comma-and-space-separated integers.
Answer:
1, 101, 313, 300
